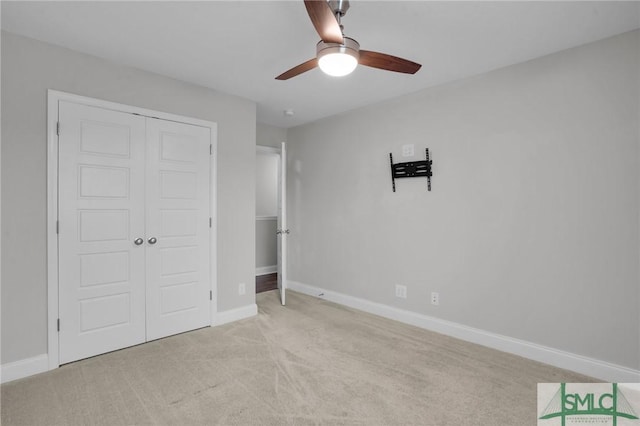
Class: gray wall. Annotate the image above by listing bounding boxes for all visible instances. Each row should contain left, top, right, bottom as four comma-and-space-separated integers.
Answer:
256, 153, 278, 217
1, 31, 257, 364
257, 122, 286, 149
256, 220, 277, 269
287, 30, 640, 369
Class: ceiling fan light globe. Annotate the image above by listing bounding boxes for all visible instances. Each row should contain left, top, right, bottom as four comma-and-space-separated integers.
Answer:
316, 37, 360, 77
318, 53, 358, 77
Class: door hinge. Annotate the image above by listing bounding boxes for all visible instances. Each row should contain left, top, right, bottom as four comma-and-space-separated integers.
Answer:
209, 290, 212, 301
209, 217, 212, 228
210, 144, 212, 155
57, 318, 60, 332
56, 220, 59, 234
56, 122, 60, 136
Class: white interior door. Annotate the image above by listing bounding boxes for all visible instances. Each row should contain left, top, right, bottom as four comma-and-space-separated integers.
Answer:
58, 101, 146, 364
145, 118, 211, 340
277, 142, 287, 305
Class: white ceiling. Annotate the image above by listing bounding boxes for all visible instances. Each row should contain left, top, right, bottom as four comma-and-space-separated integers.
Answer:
2, 1, 639, 128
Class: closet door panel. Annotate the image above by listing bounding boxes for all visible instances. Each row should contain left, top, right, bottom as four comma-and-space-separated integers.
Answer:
145, 119, 211, 340
58, 101, 146, 364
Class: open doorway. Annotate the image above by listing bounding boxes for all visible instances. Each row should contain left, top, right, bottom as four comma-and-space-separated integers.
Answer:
256, 273, 278, 293
256, 146, 280, 294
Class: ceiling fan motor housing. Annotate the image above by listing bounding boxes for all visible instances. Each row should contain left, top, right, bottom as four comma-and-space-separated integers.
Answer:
316, 36, 360, 60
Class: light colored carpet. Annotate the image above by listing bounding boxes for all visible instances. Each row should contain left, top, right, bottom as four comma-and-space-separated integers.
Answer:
1, 290, 593, 425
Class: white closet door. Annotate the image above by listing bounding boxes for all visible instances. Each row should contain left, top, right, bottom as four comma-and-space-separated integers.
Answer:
58, 101, 146, 364
145, 118, 211, 340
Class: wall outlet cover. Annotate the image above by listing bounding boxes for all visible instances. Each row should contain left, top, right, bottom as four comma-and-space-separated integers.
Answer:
395, 284, 407, 299
431, 292, 439, 305
239, 283, 246, 295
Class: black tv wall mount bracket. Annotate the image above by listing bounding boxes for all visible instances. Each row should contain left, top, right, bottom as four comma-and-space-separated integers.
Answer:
390, 148, 433, 192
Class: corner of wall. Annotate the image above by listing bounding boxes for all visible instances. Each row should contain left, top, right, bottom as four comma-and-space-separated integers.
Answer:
215, 303, 258, 326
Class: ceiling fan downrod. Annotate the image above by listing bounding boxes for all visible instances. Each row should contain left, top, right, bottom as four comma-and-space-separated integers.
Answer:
329, 0, 350, 32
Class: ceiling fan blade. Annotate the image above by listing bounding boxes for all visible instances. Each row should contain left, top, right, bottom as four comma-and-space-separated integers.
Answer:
304, 0, 344, 44
276, 58, 319, 80
359, 50, 422, 74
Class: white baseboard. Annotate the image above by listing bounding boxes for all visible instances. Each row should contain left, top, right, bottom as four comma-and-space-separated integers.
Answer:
215, 303, 258, 326
256, 265, 277, 276
1, 354, 49, 384
288, 281, 640, 383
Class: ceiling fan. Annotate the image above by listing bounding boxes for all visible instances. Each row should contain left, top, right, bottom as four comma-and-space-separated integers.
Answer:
276, 0, 422, 80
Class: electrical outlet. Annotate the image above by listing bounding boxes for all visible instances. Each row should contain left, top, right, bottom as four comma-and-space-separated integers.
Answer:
239, 283, 246, 295
431, 292, 439, 306
402, 144, 414, 157
395, 284, 407, 299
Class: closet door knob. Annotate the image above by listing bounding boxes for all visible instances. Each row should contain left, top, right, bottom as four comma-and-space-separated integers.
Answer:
134, 238, 144, 246
148, 237, 157, 245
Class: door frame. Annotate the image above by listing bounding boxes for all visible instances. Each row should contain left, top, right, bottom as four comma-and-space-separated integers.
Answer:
46, 90, 218, 370
255, 144, 286, 303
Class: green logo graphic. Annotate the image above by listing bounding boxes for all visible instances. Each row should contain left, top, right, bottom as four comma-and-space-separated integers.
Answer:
539, 383, 639, 426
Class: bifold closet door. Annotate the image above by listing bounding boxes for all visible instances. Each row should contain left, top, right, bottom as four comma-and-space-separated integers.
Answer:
58, 101, 147, 364
145, 118, 211, 341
